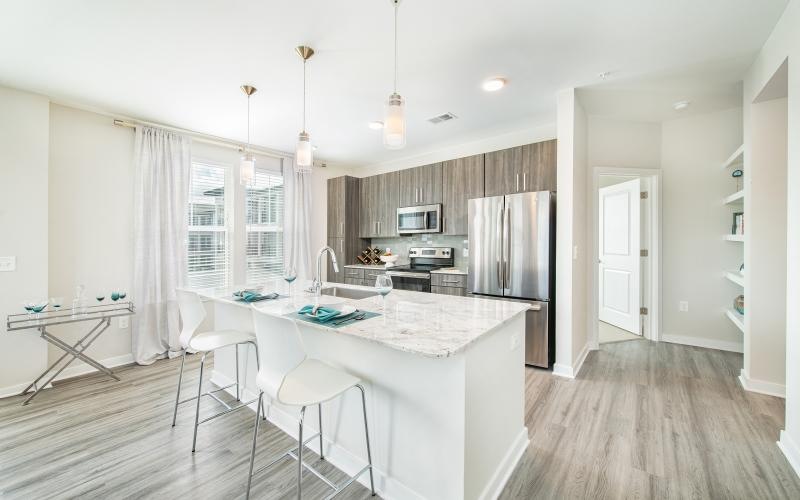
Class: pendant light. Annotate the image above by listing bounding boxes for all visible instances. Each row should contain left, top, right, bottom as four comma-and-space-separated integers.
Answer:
295, 45, 314, 173
239, 84, 257, 185
383, 0, 406, 150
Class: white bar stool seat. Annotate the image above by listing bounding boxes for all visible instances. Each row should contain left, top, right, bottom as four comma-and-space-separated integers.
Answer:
173, 289, 265, 453
246, 307, 375, 499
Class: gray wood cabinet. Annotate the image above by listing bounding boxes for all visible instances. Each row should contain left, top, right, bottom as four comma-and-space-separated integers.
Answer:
325, 176, 365, 283
360, 171, 399, 238
399, 163, 442, 207
442, 155, 484, 235
485, 140, 557, 197
431, 285, 466, 297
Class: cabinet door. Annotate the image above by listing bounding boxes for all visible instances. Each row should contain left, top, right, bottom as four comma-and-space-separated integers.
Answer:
443, 155, 484, 235
484, 147, 517, 196
521, 139, 557, 192
398, 168, 417, 207
327, 177, 345, 237
418, 163, 443, 205
431, 285, 466, 296
327, 237, 345, 283
359, 176, 379, 238
377, 171, 399, 237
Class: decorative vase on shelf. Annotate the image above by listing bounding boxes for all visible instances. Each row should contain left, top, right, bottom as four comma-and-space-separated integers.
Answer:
734, 295, 745, 315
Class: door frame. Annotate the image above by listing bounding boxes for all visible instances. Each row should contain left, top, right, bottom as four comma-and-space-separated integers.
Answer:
589, 167, 662, 348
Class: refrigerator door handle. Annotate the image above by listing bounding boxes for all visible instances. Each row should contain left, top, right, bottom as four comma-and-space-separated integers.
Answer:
503, 205, 511, 287
496, 205, 504, 286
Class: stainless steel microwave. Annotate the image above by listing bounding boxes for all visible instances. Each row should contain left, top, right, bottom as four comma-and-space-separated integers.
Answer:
397, 204, 442, 235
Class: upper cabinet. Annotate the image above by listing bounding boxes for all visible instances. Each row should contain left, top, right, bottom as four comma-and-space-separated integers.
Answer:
442, 154, 484, 235
398, 163, 442, 207
485, 140, 557, 197
327, 176, 345, 238
360, 171, 399, 238
326, 176, 363, 283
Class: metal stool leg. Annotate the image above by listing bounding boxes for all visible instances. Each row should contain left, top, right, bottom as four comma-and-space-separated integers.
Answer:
251, 341, 267, 420
356, 384, 376, 496
171, 350, 186, 427
246, 392, 264, 500
298, 406, 306, 500
192, 352, 207, 453
318, 404, 324, 460
235, 344, 241, 401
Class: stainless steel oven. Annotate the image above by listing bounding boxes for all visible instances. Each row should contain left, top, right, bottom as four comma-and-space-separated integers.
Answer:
397, 204, 442, 235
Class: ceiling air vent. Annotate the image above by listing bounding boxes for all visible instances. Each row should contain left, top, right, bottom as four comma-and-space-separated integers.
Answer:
427, 112, 458, 124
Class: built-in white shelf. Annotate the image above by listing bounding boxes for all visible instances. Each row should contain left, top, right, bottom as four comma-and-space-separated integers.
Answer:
724, 234, 745, 242
725, 271, 744, 287
726, 309, 745, 333
723, 190, 745, 205
722, 144, 744, 169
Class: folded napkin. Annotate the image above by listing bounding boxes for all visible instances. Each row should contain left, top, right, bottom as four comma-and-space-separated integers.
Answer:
235, 291, 279, 303
298, 305, 342, 323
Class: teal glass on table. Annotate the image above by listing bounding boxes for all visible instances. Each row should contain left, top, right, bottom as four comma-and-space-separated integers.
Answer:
50, 297, 64, 310
283, 266, 297, 295
111, 291, 120, 302
119, 291, 126, 300
96, 293, 105, 303
374, 274, 393, 313
31, 300, 48, 318
23, 301, 35, 316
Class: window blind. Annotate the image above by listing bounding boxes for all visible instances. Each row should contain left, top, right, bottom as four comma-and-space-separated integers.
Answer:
246, 167, 284, 284
187, 162, 230, 289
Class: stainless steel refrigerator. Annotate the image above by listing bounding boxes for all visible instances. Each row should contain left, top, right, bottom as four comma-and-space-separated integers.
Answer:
468, 191, 556, 367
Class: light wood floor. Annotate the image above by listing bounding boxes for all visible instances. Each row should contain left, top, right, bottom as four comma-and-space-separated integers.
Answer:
598, 321, 643, 344
1, 341, 797, 499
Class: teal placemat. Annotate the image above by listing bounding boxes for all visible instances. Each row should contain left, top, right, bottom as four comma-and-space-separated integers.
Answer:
286, 310, 381, 329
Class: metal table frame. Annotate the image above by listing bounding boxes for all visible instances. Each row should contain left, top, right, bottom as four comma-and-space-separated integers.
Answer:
6, 302, 135, 405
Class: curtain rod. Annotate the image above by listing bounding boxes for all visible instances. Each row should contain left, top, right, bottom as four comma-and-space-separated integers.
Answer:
113, 118, 292, 160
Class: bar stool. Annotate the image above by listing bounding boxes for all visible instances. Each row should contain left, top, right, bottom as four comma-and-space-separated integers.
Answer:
173, 289, 266, 452
246, 307, 376, 499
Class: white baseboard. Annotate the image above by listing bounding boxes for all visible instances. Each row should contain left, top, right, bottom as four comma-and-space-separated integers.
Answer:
778, 430, 800, 480
552, 342, 590, 379
661, 333, 743, 353
0, 352, 135, 399
738, 369, 786, 398
478, 427, 529, 500
211, 370, 425, 500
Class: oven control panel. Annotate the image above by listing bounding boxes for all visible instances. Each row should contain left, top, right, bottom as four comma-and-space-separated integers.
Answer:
409, 247, 452, 259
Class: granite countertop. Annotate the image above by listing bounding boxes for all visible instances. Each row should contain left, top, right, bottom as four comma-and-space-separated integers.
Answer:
194, 280, 528, 359
430, 268, 468, 275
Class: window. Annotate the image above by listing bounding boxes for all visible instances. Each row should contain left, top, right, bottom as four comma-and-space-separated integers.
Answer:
246, 167, 284, 283
187, 162, 230, 288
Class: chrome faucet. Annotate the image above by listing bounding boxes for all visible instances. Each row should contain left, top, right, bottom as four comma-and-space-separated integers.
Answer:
312, 246, 339, 296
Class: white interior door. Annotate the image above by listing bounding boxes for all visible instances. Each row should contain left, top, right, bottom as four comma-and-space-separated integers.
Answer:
599, 178, 641, 334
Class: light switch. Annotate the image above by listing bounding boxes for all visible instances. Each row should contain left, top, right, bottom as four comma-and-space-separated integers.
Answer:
0, 256, 16, 272
679, 301, 689, 312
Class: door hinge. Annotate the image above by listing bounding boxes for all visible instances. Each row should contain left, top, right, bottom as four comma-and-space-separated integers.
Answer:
640, 249, 648, 257
640, 191, 649, 199
640, 307, 648, 315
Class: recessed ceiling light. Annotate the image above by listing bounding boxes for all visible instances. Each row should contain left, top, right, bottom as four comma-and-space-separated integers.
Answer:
368, 121, 384, 130
673, 100, 691, 111
482, 78, 506, 92
598, 71, 612, 80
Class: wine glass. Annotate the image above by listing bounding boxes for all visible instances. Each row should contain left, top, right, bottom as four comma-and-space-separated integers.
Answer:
22, 301, 35, 317
96, 292, 105, 303
119, 291, 127, 300
50, 297, 64, 310
374, 275, 393, 313
32, 300, 48, 318
283, 266, 297, 295
111, 291, 120, 302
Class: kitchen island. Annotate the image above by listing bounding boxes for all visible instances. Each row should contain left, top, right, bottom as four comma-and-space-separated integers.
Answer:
196, 280, 529, 500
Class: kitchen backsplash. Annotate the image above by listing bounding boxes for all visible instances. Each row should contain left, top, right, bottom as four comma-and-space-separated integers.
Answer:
370, 234, 469, 270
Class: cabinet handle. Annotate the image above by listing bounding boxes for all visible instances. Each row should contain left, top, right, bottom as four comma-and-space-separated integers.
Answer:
340, 222, 343, 234
516, 174, 519, 192
443, 279, 462, 284
443, 217, 446, 233
523, 172, 527, 191
378, 221, 382, 234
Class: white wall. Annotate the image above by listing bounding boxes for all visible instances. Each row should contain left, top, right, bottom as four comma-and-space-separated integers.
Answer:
588, 116, 662, 169
660, 108, 744, 349
743, 0, 798, 475
0, 87, 49, 395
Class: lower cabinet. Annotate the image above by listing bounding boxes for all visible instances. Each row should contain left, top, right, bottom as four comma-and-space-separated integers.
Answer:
431, 285, 466, 296
344, 277, 363, 286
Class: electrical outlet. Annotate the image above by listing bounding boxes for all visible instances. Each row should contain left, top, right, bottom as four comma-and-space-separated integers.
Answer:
510, 332, 520, 351
679, 301, 689, 312
0, 256, 16, 272
119, 316, 130, 328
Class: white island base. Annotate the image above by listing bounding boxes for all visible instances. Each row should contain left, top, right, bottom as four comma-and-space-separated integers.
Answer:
201, 283, 529, 500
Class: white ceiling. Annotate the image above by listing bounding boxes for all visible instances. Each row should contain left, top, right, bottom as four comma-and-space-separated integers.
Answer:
0, 0, 787, 166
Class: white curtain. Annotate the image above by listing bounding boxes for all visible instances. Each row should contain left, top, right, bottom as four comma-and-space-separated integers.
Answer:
132, 126, 191, 365
283, 159, 313, 279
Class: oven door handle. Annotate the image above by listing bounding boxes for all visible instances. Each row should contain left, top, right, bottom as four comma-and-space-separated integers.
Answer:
387, 271, 431, 280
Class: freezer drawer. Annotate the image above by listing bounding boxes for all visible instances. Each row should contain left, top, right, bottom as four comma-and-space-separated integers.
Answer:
525, 301, 550, 368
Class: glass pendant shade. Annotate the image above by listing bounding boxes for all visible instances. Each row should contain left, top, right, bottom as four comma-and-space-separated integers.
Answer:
239, 153, 255, 185
295, 131, 313, 173
383, 93, 406, 149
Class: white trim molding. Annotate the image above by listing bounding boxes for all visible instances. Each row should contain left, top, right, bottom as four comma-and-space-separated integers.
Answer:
553, 342, 590, 379
478, 428, 529, 500
778, 431, 800, 479
0, 352, 135, 399
738, 368, 786, 398
661, 333, 743, 353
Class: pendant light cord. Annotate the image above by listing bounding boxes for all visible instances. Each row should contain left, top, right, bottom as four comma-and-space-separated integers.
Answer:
393, 0, 398, 93
246, 94, 251, 150
303, 59, 307, 133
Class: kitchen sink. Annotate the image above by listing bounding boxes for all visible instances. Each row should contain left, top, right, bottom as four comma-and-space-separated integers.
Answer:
320, 287, 379, 300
